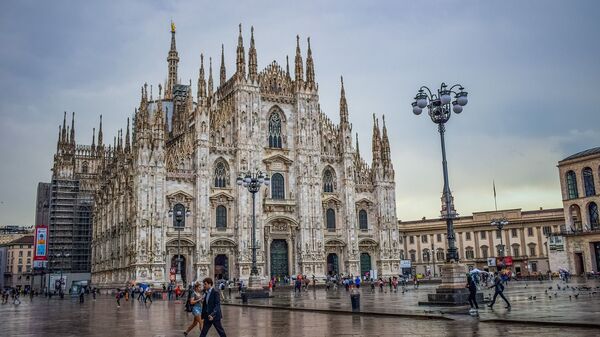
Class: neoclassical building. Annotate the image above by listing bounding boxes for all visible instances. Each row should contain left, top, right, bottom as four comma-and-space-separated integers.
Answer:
51, 23, 399, 288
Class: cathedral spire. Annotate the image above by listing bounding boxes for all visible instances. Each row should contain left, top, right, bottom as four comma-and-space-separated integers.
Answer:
165, 20, 180, 100
339, 76, 348, 126
208, 57, 214, 98
305, 37, 315, 89
381, 115, 390, 165
372, 114, 382, 165
198, 53, 207, 100
61, 111, 67, 144
91, 127, 96, 150
220, 44, 226, 87
355, 132, 360, 159
236, 24, 246, 78
248, 26, 257, 81
294, 35, 304, 85
285, 55, 290, 79
70, 112, 75, 145
125, 118, 131, 153
56, 125, 61, 152
98, 115, 103, 147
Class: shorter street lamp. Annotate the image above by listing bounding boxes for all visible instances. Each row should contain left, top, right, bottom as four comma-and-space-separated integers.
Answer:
491, 218, 509, 258
236, 170, 269, 288
169, 204, 190, 285
48, 251, 69, 298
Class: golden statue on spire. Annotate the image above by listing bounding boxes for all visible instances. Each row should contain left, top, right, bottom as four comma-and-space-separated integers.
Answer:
170, 20, 176, 33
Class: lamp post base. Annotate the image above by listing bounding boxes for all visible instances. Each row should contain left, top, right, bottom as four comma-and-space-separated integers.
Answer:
419, 262, 483, 306
241, 275, 271, 300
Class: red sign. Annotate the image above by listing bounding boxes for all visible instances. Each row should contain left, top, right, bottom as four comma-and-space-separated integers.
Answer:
496, 256, 513, 267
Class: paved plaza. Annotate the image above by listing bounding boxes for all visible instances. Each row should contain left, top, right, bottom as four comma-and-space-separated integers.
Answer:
1, 279, 599, 336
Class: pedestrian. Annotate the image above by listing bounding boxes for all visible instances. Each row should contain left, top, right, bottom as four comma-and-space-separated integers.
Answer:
92, 287, 97, 301
199, 277, 227, 337
116, 289, 122, 308
168, 283, 174, 300
354, 276, 361, 289
414, 277, 419, 289
370, 280, 375, 293
175, 285, 182, 300
13, 289, 21, 305
295, 277, 302, 293
30, 289, 34, 301
488, 272, 510, 309
466, 273, 479, 314
184, 281, 204, 336
79, 287, 85, 303
145, 287, 153, 303
228, 281, 233, 298
137, 286, 145, 302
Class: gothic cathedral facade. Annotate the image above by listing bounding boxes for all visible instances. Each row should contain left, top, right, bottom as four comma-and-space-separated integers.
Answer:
52, 24, 399, 288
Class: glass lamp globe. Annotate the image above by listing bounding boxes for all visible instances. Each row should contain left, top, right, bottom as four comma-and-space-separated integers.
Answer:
456, 92, 468, 106
412, 102, 422, 115
440, 90, 452, 105
452, 101, 463, 114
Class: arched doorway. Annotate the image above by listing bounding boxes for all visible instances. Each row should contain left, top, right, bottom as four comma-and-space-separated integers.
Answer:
270, 239, 289, 278
327, 253, 339, 275
214, 254, 229, 280
360, 253, 371, 278
171, 255, 186, 284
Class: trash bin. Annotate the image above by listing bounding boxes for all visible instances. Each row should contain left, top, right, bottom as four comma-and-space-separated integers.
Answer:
350, 292, 360, 311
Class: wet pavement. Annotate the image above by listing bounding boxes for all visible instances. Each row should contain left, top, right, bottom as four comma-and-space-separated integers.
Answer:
223, 278, 600, 326
1, 295, 599, 337
1, 278, 599, 336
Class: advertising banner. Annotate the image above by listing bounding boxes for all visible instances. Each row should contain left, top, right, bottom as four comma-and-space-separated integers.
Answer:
496, 256, 513, 267
400, 260, 412, 268
33, 225, 48, 268
487, 258, 496, 267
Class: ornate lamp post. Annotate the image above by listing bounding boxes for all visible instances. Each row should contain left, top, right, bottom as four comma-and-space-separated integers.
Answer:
237, 170, 270, 295
412, 82, 474, 304
48, 250, 69, 298
491, 218, 508, 257
168, 204, 190, 285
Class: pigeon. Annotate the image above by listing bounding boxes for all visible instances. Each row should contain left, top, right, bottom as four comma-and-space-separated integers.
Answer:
554, 292, 557, 297
575, 293, 579, 299
528, 296, 533, 300
557, 284, 561, 290
533, 296, 536, 300
545, 290, 548, 294
569, 295, 572, 300
549, 296, 552, 299
548, 286, 553, 290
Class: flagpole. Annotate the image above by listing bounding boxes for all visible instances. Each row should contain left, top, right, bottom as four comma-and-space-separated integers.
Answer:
493, 180, 498, 211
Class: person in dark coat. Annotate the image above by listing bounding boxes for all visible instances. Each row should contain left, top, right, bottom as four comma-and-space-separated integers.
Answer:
488, 272, 511, 309
466, 273, 478, 313
199, 277, 227, 337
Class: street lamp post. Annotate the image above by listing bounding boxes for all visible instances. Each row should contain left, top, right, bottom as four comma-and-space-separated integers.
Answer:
169, 204, 190, 285
491, 218, 508, 257
48, 251, 69, 298
412, 82, 474, 304
236, 170, 270, 294
431, 242, 436, 278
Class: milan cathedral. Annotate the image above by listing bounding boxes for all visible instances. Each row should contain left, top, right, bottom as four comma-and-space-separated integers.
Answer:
51, 23, 399, 288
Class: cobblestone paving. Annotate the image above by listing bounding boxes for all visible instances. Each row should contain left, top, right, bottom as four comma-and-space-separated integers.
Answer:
223, 278, 600, 326
0, 283, 599, 337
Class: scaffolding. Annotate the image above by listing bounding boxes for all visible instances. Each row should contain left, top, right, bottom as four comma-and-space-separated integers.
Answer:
48, 179, 93, 273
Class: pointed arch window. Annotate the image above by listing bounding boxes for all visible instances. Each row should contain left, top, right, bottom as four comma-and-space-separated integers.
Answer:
216, 205, 227, 229
271, 173, 285, 199
589, 202, 599, 229
268, 112, 282, 148
566, 170, 578, 199
323, 168, 334, 193
81, 161, 89, 174
214, 161, 228, 188
326, 208, 336, 231
358, 210, 368, 230
583, 167, 596, 197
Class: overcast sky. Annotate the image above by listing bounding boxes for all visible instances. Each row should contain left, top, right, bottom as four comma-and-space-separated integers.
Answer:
1, 0, 599, 226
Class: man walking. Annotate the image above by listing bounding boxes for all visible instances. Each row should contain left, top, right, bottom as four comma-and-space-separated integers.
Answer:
488, 272, 510, 309
199, 277, 227, 337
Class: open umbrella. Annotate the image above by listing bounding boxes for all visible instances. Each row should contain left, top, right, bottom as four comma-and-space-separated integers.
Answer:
469, 268, 482, 274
